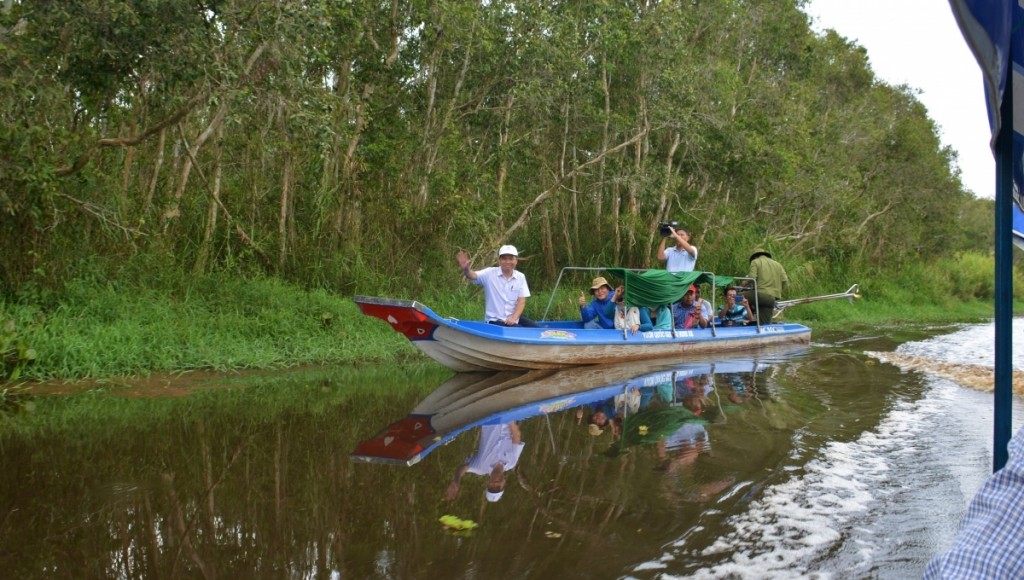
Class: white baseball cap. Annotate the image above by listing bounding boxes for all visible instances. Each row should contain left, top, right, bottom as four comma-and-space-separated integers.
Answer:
497, 244, 518, 257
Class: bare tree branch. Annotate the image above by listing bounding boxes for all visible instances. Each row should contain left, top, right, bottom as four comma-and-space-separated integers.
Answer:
58, 193, 144, 241
55, 42, 268, 177
500, 129, 649, 246
854, 200, 895, 236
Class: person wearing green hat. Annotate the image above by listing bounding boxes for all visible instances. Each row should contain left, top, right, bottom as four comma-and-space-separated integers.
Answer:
741, 247, 788, 325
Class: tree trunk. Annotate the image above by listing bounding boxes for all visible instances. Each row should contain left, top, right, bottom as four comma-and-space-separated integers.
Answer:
542, 207, 556, 280
333, 83, 373, 245
417, 3, 441, 207
142, 127, 166, 218
120, 119, 136, 206
496, 93, 514, 233
162, 104, 228, 231
193, 124, 224, 274
278, 151, 294, 273
419, 12, 476, 208
598, 52, 611, 237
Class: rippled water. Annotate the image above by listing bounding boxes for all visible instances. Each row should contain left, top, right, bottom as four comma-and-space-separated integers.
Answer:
1, 321, 1022, 579
648, 320, 1024, 579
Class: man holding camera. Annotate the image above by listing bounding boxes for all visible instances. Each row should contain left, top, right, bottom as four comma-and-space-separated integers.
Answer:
657, 224, 698, 273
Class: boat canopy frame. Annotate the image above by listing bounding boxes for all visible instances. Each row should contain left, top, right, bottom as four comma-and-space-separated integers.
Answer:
539, 266, 772, 336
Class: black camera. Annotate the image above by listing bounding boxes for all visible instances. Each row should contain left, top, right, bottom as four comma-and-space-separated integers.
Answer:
658, 221, 679, 237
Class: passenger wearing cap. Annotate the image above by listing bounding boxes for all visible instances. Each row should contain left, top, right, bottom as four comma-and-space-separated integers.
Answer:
445, 422, 524, 504
577, 276, 617, 329
740, 247, 788, 325
672, 284, 709, 329
456, 245, 539, 327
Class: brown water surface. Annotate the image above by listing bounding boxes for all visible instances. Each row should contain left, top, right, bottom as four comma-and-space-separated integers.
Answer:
0, 326, 1012, 579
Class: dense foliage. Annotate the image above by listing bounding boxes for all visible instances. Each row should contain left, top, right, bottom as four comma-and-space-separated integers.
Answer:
0, 0, 991, 301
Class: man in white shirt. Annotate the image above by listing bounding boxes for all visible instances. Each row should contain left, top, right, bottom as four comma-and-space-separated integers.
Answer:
445, 423, 525, 502
657, 226, 698, 272
456, 244, 538, 327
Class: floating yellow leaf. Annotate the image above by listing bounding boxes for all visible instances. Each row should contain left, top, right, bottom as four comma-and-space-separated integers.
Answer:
439, 515, 478, 531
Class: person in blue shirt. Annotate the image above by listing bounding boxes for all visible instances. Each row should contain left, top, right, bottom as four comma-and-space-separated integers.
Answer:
924, 425, 1024, 578
577, 276, 617, 329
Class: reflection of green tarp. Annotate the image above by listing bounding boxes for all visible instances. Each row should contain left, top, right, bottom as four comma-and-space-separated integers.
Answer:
606, 269, 736, 308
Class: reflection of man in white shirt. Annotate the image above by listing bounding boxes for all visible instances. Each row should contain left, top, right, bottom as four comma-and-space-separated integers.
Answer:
445, 423, 525, 502
657, 227, 698, 273
658, 423, 710, 475
664, 423, 709, 453
658, 423, 731, 502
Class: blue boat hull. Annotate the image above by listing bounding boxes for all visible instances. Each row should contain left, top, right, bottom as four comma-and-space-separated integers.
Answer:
355, 296, 811, 372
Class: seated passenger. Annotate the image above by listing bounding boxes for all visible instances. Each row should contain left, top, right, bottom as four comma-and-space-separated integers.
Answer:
649, 305, 673, 330
586, 401, 622, 437
605, 285, 673, 333
672, 285, 709, 329
577, 276, 616, 329
695, 286, 714, 320
718, 287, 754, 326
607, 285, 643, 334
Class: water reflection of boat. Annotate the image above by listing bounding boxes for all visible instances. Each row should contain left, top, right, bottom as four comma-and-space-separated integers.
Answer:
350, 346, 806, 465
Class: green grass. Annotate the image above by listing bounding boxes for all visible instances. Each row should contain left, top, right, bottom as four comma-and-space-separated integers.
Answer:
3, 274, 414, 380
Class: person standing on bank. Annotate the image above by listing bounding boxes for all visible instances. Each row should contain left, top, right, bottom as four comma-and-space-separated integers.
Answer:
457, 245, 539, 327
741, 247, 788, 326
657, 225, 698, 273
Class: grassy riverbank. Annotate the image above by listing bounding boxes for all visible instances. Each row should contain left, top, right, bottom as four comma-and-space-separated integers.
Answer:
0, 262, 1011, 383
1, 275, 417, 381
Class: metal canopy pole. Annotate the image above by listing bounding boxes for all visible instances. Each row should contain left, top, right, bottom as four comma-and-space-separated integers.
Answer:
993, 62, 1013, 472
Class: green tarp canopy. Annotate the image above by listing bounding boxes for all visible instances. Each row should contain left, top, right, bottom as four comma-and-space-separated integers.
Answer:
605, 269, 736, 308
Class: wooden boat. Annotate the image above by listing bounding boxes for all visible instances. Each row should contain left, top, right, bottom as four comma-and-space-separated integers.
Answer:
350, 349, 803, 465
355, 269, 852, 372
